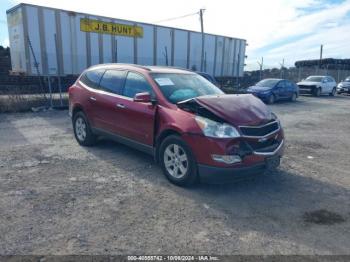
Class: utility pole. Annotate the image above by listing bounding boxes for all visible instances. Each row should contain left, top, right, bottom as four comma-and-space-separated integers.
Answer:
164, 46, 169, 66
257, 57, 264, 80
319, 44, 323, 70
279, 58, 285, 79
200, 8, 205, 72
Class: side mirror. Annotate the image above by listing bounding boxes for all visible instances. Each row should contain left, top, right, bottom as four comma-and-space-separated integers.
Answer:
133, 92, 153, 103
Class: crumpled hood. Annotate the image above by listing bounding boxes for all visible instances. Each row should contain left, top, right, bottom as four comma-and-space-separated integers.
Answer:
297, 81, 320, 86
247, 86, 272, 92
193, 94, 273, 126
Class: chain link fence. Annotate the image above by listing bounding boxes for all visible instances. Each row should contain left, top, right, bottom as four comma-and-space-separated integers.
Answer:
228, 66, 350, 90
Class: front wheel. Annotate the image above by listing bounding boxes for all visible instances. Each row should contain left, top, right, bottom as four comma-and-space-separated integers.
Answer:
313, 87, 321, 97
267, 94, 275, 104
329, 87, 336, 96
159, 135, 198, 187
73, 111, 97, 146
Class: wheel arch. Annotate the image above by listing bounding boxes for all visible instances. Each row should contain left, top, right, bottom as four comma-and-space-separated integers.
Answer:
154, 129, 182, 163
72, 103, 86, 118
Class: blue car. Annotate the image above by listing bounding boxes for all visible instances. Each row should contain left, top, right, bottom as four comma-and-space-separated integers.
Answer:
197, 72, 220, 87
247, 78, 299, 104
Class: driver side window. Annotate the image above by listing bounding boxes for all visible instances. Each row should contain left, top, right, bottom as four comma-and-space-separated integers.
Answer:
123, 72, 153, 98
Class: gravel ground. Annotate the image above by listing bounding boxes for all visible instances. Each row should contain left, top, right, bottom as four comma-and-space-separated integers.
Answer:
0, 95, 349, 255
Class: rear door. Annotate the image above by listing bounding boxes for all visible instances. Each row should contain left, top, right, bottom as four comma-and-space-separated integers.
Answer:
117, 71, 157, 146
285, 80, 295, 98
328, 77, 336, 91
275, 80, 286, 99
89, 69, 127, 134
321, 77, 330, 93
78, 69, 105, 127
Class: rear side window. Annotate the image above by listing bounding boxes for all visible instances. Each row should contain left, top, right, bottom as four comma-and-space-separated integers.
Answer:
286, 81, 293, 88
123, 72, 153, 98
99, 70, 126, 94
80, 69, 104, 89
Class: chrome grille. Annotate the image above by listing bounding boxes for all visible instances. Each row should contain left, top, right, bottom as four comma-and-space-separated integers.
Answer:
239, 120, 280, 137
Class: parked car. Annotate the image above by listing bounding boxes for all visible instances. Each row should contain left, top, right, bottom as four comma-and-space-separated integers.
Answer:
297, 76, 337, 96
337, 76, 350, 94
246, 78, 299, 104
197, 71, 220, 87
69, 64, 284, 186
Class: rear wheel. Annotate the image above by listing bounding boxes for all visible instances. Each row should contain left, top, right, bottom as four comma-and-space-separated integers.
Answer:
290, 93, 297, 102
329, 87, 336, 96
313, 87, 321, 97
159, 135, 198, 186
73, 111, 97, 146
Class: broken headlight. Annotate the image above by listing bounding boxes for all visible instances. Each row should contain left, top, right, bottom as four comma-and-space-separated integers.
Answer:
195, 116, 240, 138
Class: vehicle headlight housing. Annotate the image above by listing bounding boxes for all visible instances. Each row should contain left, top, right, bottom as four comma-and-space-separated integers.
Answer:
270, 112, 278, 120
195, 116, 240, 138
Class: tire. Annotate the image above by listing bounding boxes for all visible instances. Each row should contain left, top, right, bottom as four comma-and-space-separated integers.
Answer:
329, 87, 336, 96
267, 94, 275, 104
159, 135, 198, 186
313, 87, 321, 97
290, 93, 297, 102
73, 111, 97, 146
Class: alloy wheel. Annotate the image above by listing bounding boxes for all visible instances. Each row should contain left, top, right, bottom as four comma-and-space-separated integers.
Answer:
75, 117, 87, 142
163, 144, 189, 179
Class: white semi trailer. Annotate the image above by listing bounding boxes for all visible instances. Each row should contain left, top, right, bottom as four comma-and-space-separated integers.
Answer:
7, 3, 247, 77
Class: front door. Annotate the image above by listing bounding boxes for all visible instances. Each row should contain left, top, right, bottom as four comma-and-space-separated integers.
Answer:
117, 71, 157, 146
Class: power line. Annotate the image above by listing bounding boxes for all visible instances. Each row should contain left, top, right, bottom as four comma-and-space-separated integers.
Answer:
153, 12, 199, 24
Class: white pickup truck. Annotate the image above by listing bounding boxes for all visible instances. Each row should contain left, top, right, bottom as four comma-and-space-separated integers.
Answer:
297, 76, 337, 96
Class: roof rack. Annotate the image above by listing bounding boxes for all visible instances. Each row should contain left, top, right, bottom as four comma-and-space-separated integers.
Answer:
114, 63, 151, 71
87, 63, 151, 71
147, 66, 194, 72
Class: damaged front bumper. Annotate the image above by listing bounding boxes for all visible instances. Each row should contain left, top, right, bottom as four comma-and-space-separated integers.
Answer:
183, 132, 284, 183
198, 140, 283, 183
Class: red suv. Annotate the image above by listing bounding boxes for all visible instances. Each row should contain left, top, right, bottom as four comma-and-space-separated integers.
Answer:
69, 64, 284, 186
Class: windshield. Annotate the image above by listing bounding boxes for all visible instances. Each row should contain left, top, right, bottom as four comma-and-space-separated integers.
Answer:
344, 77, 350, 82
151, 73, 224, 104
255, 79, 279, 88
305, 76, 323, 82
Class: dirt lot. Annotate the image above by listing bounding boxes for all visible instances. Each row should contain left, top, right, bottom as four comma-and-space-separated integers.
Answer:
0, 95, 349, 255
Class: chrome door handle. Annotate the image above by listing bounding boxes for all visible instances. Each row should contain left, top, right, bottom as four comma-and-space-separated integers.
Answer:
116, 103, 126, 109
90, 97, 97, 101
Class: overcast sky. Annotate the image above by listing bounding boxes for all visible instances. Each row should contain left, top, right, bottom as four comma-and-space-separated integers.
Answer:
1, 0, 350, 70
